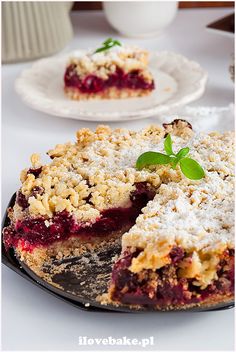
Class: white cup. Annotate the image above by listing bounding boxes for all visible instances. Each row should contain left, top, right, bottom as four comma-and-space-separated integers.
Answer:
103, 1, 178, 38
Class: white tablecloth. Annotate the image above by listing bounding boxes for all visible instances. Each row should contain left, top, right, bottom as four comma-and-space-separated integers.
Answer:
2, 8, 234, 351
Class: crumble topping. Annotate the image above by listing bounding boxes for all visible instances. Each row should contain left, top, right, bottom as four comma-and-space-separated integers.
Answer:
7, 119, 234, 296
16, 122, 191, 221
67, 45, 153, 82
16, 121, 233, 228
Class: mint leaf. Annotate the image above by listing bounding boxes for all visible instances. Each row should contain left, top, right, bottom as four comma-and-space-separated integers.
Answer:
164, 134, 173, 155
113, 39, 122, 47
94, 47, 107, 53
136, 152, 172, 170
103, 38, 113, 45
135, 132, 205, 180
179, 158, 205, 180
95, 38, 121, 53
175, 147, 190, 160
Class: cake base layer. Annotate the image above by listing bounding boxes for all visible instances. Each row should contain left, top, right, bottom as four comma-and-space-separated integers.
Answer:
99, 291, 234, 311
64, 86, 153, 101
15, 226, 128, 282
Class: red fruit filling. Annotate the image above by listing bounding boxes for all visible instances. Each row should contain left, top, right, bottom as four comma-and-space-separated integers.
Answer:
27, 167, 42, 178
110, 248, 234, 307
3, 182, 155, 252
64, 65, 155, 93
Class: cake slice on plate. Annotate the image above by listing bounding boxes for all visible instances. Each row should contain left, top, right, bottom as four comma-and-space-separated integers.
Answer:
64, 38, 155, 100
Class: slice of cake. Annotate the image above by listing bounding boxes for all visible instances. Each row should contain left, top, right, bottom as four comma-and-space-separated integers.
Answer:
3, 120, 234, 310
64, 38, 155, 100
108, 173, 234, 309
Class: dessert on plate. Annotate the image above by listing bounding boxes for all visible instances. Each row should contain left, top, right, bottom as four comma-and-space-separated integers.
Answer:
3, 120, 234, 310
64, 38, 155, 100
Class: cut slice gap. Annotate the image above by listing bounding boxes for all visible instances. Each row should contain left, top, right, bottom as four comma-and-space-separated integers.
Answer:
12, 182, 156, 285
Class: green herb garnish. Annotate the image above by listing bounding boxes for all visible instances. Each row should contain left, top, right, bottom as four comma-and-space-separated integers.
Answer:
136, 134, 205, 180
94, 38, 122, 53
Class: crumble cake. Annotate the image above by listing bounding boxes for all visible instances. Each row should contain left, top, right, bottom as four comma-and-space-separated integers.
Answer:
3, 120, 234, 310
64, 39, 155, 100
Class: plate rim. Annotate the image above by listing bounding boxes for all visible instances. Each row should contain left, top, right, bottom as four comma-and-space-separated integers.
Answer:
15, 50, 208, 122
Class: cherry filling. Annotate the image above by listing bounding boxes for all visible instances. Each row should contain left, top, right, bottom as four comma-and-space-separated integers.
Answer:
111, 249, 235, 307
64, 65, 155, 93
27, 167, 42, 178
3, 182, 155, 252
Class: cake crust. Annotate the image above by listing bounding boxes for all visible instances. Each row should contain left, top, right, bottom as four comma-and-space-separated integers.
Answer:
64, 86, 152, 101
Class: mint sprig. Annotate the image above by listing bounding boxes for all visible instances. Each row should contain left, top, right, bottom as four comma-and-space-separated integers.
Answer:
164, 133, 173, 155
94, 38, 121, 54
135, 152, 172, 170
136, 134, 205, 180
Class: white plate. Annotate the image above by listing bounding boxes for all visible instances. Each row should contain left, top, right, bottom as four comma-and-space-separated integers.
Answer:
15, 51, 208, 122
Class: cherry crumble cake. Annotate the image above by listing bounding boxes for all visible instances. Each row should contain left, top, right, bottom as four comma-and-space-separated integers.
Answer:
64, 38, 155, 100
3, 120, 234, 310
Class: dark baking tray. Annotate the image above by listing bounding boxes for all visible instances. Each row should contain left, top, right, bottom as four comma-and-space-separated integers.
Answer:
2, 193, 235, 313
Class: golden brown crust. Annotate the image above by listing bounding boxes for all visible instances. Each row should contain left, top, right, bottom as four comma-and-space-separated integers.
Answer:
64, 86, 153, 101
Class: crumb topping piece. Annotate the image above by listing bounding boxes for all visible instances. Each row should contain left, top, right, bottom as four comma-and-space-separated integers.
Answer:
67, 45, 153, 82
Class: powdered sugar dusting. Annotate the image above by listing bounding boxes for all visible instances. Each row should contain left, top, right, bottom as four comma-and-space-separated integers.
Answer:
123, 172, 234, 252
68, 44, 152, 80
17, 121, 234, 267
